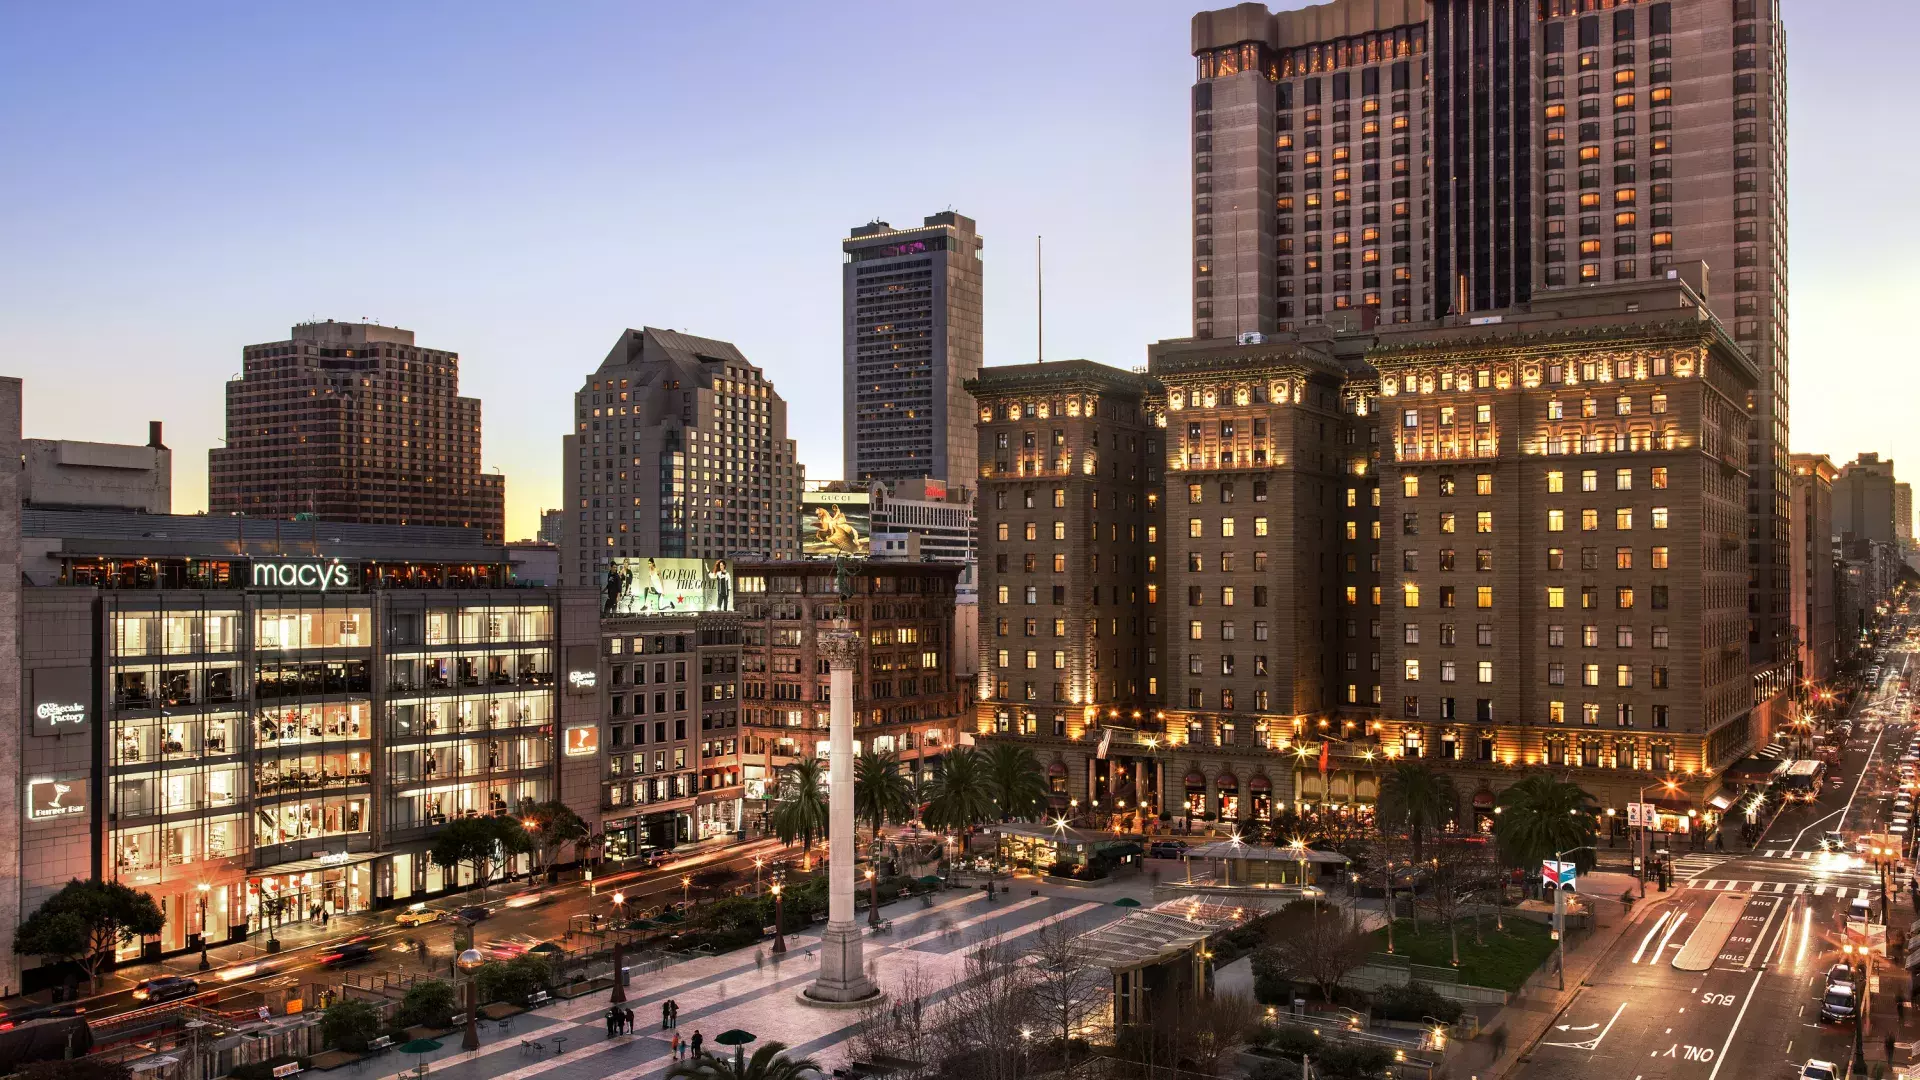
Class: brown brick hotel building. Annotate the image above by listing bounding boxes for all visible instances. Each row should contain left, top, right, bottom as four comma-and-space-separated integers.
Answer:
209, 321, 505, 541
969, 272, 1773, 829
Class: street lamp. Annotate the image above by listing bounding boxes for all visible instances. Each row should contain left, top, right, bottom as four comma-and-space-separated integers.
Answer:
681, 875, 692, 905
1845, 943, 1868, 1074
612, 891, 627, 927
196, 883, 212, 971
754, 857, 765, 895
1553, 845, 1597, 991
770, 880, 788, 955
866, 867, 880, 927
456, 947, 486, 1051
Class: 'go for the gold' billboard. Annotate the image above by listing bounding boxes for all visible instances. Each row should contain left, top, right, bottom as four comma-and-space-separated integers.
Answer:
605, 558, 733, 614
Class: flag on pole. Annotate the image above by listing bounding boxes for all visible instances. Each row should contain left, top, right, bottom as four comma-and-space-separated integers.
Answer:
1318, 741, 1330, 775
1096, 728, 1112, 760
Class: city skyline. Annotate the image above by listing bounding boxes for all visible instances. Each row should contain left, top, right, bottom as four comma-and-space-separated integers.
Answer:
0, 0, 1905, 543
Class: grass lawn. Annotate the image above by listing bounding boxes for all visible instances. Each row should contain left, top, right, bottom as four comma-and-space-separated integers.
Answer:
1368, 916, 1557, 992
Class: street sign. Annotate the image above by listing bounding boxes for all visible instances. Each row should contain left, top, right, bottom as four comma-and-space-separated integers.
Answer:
1542, 860, 1578, 890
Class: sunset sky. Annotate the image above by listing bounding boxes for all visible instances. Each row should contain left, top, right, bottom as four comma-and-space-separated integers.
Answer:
0, 0, 1903, 540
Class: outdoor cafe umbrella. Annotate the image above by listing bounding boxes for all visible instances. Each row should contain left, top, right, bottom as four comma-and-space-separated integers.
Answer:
528, 942, 563, 956
398, 1038, 442, 1077
714, 1028, 757, 1069
1112, 897, 1142, 908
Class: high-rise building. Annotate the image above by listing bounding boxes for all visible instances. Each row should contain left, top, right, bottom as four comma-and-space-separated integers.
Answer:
209, 321, 504, 541
1833, 452, 1898, 547
1189, 0, 1793, 672
1896, 482, 1913, 545
561, 328, 804, 587
970, 274, 1768, 828
1790, 454, 1836, 684
538, 509, 564, 545
23, 420, 171, 515
843, 213, 984, 490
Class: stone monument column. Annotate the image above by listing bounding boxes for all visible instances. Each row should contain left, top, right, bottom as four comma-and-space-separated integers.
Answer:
807, 624, 878, 1003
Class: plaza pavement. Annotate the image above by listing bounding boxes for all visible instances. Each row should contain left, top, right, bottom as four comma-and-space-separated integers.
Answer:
368, 875, 1148, 1080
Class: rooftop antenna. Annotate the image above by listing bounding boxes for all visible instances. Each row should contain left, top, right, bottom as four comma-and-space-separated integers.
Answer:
1036, 235, 1044, 363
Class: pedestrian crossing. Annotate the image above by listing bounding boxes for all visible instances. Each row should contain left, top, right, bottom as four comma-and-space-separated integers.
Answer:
1684, 879, 1872, 898
1669, 854, 1730, 879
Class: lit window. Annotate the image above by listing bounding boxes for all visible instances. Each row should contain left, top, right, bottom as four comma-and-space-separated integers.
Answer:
1651, 231, 1673, 248
1651, 507, 1670, 529
1651, 467, 1668, 488
1652, 546, 1669, 569
1476, 586, 1493, 609
1547, 470, 1565, 493
1547, 586, 1566, 609
1403, 475, 1419, 497
1615, 468, 1633, 489
1615, 508, 1633, 530
1404, 584, 1421, 608
1478, 661, 1494, 683
1404, 659, 1421, 681
1548, 509, 1566, 531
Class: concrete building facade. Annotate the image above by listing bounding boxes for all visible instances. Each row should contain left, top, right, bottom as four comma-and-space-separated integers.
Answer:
24, 421, 171, 515
594, 612, 744, 856
10, 508, 598, 989
734, 561, 964, 827
209, 321, 504, 542
561, 328, 804, 588
1790, 454, 1837, 685
1834, 452, 1898, 548
842, 213, 984, 491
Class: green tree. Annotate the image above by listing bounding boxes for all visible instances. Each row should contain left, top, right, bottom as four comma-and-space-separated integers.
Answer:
14, 879, 164, 992
1376, 761, 1459, 863
429, 815, 530, 894
983, 742, 1048, 822
772, 758, 830, 858
665, 1041, 822, 1080
320, 998, 382, 1053
517, 800, 590, 876
922, 746, 999, 840
1492, 775, 1601, 874
854, 749, 913, 848
474, 954, 554, 1005
395, 978, 458, 1029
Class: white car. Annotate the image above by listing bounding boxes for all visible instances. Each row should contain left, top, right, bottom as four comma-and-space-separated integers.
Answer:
1799, 1059, 1837, 1080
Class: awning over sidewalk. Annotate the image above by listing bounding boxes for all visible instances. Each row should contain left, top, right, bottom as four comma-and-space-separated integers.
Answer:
250, 851, 381, 877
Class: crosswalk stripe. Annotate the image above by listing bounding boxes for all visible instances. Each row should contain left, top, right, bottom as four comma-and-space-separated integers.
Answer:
1768, 882, 1785, 893
1814, 885, 1828, 896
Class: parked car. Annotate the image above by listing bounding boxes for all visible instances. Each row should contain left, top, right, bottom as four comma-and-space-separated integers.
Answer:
131, 976, 199, 1003
1149, 840, 1190, 860
1820, 982, 1857, 1024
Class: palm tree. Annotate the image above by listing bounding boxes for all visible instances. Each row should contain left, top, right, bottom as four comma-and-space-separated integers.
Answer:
923, 746, 1000, 845
984, 742, 1049, 822
666, 1041, 821, 1080
1376, 760, 1458, 863
1492, 774, 1601, 881
854, 748, 913, 851
771, 758, 830, 863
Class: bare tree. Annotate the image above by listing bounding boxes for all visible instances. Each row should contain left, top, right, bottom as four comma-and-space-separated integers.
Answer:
1421, 841, 1500, 964
1025, 918, 1109, 1080
1257, 904, 1374, 1003
850, 963, 939, 1080
933, 936, 1032, 1080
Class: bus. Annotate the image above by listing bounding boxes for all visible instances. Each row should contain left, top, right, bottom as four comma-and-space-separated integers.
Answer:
1782, 759, 1827, 801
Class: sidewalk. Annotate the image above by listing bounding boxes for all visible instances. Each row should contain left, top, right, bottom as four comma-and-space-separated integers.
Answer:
1, 835, 766, 1012
1476, 872, 1682, 1080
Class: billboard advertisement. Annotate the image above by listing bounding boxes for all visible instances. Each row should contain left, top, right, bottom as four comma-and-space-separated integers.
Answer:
28, 776, 86, 822
30, 667, 91, 737
803, 491, 870, 558
605, 557, 733, 614
563, 725, 599, 757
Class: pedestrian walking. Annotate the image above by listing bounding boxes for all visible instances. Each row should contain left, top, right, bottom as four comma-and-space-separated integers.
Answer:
623, 1007, 634, 1034
671, 999, 680, 1028
1491, 1026, 1508, 1061
321, 908, 330, 928
606, 1010, 617, 1038
1888, 1032, 1897, 1062
672, 1033, 682, 1060
755, 948, 765, 972
662, 1002, 671, 1030
691, 1030, 703, 1058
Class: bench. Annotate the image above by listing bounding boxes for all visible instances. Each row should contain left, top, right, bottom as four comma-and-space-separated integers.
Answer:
368, 1036, 394, 1052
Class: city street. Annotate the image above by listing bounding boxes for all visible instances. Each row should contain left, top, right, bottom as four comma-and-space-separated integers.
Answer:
55, 839, 793, 1023
1521, 639, 1917, 1080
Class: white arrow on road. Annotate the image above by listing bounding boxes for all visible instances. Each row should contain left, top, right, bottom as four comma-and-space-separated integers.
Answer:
1556, 1023, 1601, 1032
1542, 1001, 1628, 1051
